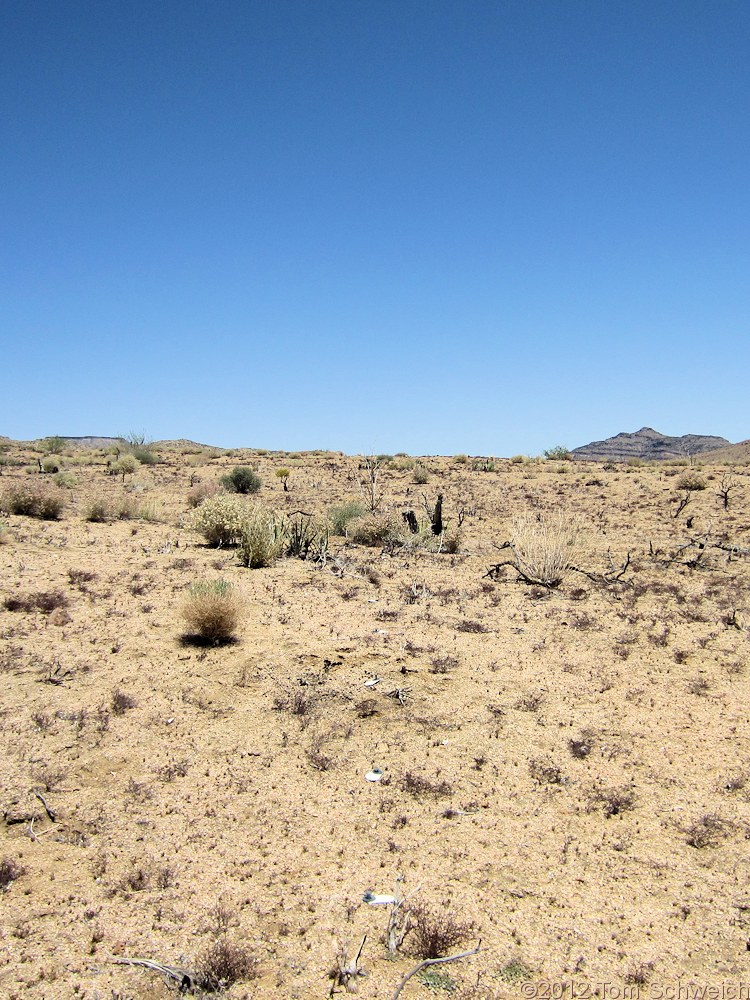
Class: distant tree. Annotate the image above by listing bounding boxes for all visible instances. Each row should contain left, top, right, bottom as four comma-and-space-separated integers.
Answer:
543, 445, 572, 461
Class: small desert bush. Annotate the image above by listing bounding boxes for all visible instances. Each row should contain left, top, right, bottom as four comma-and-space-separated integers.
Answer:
182, 578, 242, 643
543, 445, 572, 461
408, 901, 474, 959
413, 464, 430, 484
129, 445, 157, 465
41, 456, 61, 474
676, 472, 707, 492
221, 466, 261, 494
4, 590, 69, 613
53, 471, 77, 488
192, 494, 248, 546
196, 939, 258, 991
328, 500, 365, 536
237, 505, 285, 568
110, 454, 140, 480
349, 512, 404, 547
1, 481, 65, 519
187, 480, 222, 508
509, 511, 579, 587
0, 857, 27, 890
0, 520, 9, 545
84, 498, 111, 522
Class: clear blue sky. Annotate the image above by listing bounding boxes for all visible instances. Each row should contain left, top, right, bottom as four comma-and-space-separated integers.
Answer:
2, 1, 748, 455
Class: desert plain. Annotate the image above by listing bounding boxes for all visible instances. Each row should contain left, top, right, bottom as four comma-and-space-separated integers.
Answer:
1, 438, 749, 999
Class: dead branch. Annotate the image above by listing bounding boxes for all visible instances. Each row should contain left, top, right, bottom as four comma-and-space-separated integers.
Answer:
569, 552, 631, 585
673, 492, 692, 518
111, 956, 195, 992
32, 790, 57, 822
329, 935, 367, 995
388, 940, 483, 1000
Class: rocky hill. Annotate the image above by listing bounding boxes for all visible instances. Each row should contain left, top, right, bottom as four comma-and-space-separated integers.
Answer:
572, 426, 731, 462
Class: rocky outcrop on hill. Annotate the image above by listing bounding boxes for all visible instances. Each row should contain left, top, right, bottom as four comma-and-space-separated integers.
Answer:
572, 427, 731, 462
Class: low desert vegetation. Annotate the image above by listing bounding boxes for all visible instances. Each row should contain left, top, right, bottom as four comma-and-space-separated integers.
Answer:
506, 511, 579, 587
181, 578, 242, 643
221, 465, 262, 494
192, 494, 249, 546
0, 436, 748, 997
1, 480, 65, 519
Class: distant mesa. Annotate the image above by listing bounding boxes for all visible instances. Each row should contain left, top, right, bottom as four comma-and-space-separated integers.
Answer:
572, 427, 732, 462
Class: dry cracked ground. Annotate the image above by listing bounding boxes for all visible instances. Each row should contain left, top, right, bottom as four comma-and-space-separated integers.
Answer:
1, 441, 749, 999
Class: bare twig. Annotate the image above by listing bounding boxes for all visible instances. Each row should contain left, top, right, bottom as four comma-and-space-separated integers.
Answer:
388, 940, 483, 1000
32, 790, 57, 822
569, 552, 631, 585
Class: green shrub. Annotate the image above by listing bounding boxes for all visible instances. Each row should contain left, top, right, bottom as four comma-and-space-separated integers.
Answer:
182, 578, 242, 643
110, 454, 140, 481
130, 445, 157, 465
237, 505, 285, 568
413, 464, 429, 485
275, 468, 290, 490
192, 495, 248, 546
39, 436, 66, 454
221, 466, 262, 494
328, 500, 366, 536
543, 445, 572, 461
41, 456, 61, 474
453, 454, 469, 464
1, 481, 65, 519
53, 471, 77, 488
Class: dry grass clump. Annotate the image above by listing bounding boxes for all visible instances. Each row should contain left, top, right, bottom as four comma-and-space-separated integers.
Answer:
181, 578, 242, 643
192, 495, 248, 546
1, 480, 65, 519
349, 512, 404, 547
237, 505, 285, 568
187, 479, 222, 508
196, 938, 258, 991
509, 511, 579, 587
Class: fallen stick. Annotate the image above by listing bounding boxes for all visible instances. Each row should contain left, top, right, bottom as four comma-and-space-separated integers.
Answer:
111, 956, 196, 992
388, 940, 482, 1000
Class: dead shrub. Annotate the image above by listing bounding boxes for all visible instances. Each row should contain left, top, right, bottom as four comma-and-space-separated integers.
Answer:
187, 480, 222, 508
0, 857, 27, 890
111, 689, 137, 715
181, 578, 242, 644
587, 783, 635, 817
4, 590, 68, 614
685, 813, 729, 848
402, 772, 452, 797
196, 939, 259, 991
407, 901, 474, 959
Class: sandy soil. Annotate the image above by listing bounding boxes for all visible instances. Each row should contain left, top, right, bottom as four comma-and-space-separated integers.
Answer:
1, 442, 749, 999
